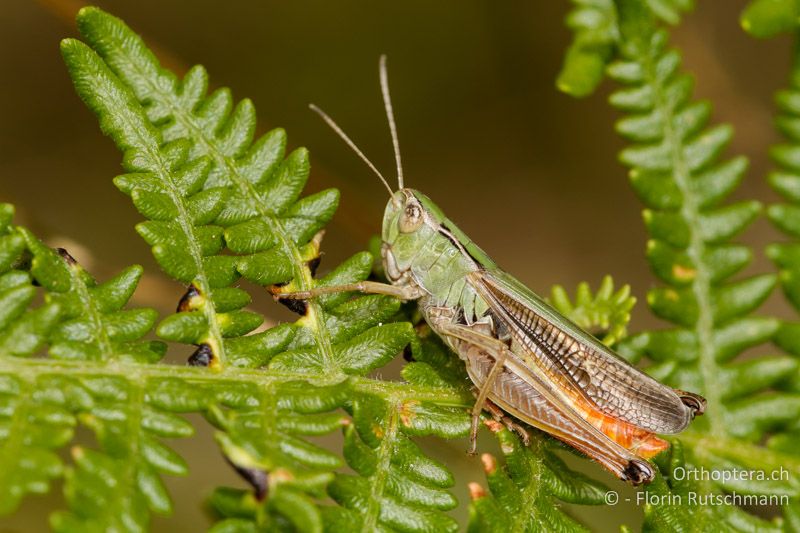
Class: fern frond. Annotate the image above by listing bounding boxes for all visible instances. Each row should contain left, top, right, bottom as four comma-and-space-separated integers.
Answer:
62, 32, 250, 372
553, 0, 800, 525
741, 0, 799, 38
21, 231, 164, 363
548, 275, 636, 346
59, 8, 479, 531
741, 6, 800, 527
468, 426, 608, 533
557, 0, 694, 98
557, 0, 618, 98
324, 394, 463, 532
0, 370, 76, 517
0, 204, 62, 358
743, 5, 800, 344
72, 7, 348, 372
636, 442, 783, 532
205, 379, 348, 533
0, 206, 66, 513
0, 205, 194, 531
50, 377, 192, 531
606, 0, 800, 443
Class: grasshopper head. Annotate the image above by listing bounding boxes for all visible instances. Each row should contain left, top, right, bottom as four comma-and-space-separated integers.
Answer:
381, 189, 440, 279
382, 189, 435, 246
381, 188, 494, 282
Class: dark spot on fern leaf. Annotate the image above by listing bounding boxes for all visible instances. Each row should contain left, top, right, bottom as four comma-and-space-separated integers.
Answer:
403, 344, 416, 362
56, 247, 77, 266
177, 283, 201, 312
188, 343, 213, 367
11, 248, 32, 272
225, 457, 269, 501
279, 297, 308, 316
307, 255, 321, 277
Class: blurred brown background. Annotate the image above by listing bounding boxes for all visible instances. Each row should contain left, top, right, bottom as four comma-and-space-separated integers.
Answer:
0, 0, 793, 531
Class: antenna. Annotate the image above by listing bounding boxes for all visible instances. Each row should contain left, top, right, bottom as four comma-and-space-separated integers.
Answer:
379, 55, 404, 190
308, 103, 396, 199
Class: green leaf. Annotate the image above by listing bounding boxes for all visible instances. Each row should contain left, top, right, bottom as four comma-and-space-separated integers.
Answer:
468, 425, 607, 532
636, 442, 784, 532
557, 0, 618, 97
328, 396, 460, 533
741, 0, 800, 38
595, 0, 794, 527
549, 275, 636, 345
57, 8, 478, 531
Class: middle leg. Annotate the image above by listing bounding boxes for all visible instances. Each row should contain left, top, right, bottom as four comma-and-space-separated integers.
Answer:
432, 320, 516, 454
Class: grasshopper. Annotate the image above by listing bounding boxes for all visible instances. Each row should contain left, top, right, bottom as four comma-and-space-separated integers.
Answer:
275, 56, 706, 485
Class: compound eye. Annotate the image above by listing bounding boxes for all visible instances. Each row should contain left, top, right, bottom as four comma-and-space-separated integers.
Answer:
398, 202, 424, 233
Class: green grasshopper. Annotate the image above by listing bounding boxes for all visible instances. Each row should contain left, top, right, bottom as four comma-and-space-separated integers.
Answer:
275, 56, 706, 485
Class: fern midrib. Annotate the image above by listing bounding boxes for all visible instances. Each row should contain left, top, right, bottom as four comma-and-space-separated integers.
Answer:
640, 40, 720, 533
105, 382, 146, 526
0, 378, 33, 491
200, 133, 337, 373
106, 95, 228, 370
509, 436, 550, 532
256, 384, 278, 530
122, 60, 338, 374
68, 267, 114, 360
637, 39, 723, 437
0, 356, 470, 406
361, 400, 399, 532
157, 160, 228, 369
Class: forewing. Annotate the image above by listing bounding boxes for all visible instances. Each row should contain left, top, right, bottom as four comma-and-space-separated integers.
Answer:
470, 269, 693, 434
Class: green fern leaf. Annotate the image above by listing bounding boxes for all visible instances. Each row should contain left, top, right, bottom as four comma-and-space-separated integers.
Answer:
61, 32, 247, 371
548, 275, 636, 346
0, 206, 70, 514
556, 0, 800, 526
557, 0, 618, 97
20, 231, 164, 363
741, 3, 800, 526
205, 380, 348, 533
0, 205, 194, 531
59, 7, 478, 531
0, 212, 68, 512
637, 442, 783, 532
0, 205, 62, 358
741, 0, 799, 38
468, 426, 609, 533
324, 394, 463, 532
749, 8, 800, 325
557, 0, 694, 98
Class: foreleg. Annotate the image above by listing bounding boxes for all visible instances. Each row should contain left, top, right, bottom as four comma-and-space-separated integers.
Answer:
271, 281, 425, 301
